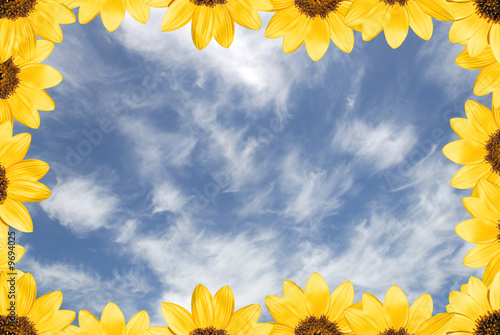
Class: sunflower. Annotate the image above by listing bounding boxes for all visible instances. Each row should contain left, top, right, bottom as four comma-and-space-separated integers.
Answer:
64, 0, 151, 32
147, 0, 272, 50
0, 224, 24, 276
0, 121, 51, 233
265, 272, 354, 335
456, 179, 500, 272
345, 286, 454, 335
147, 284, 273, 335
0, 0, 75, 62
455, 45, 500, 108
264, 0, 354, 61
0, 272, 75, 334
448, 0, 500, 62
343, 0, 454, 49
446, 273, 500, 335
0, 39, 61, 129
63, 302, 152, 335
442, 99, 500, 192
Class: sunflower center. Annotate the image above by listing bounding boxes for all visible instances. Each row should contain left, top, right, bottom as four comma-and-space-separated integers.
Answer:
0, 164, 9, 204
378, 328, 412, 335
189, 0, 227, 7
295, 315, 343, 335
191, 326, 229, 335
294, 0, 342, 19
485, 129, 500, 175
381, 0, 409, 6
0, 0, 38, 20
474, 310, 500, 335
0, 315, 38, 335
0, 58, 20, 100
474, 0, 500, 23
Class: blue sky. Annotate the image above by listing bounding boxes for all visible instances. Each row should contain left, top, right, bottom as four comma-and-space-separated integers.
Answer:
12, 7, 492, 327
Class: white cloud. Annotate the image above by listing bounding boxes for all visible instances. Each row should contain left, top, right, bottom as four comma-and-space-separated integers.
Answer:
151, 181, 192, 214
332, 119, 417, 171
41, 176, 119, 236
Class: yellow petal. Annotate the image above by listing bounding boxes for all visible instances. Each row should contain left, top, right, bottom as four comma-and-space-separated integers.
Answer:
384, 286, 408, 329
8, 180, 51, 202
361, 3, 386, 41
213, 5, 235, 48
15, 18, 36, 61
442, 139, 486, 165
226, 0, 260, 30
126, 0, 150, 23
101, 0, 126, 31
29, 7, 63, 42
8, 91, 41, 129
360, 293, 386, 330
225, 304, 260, 335
489, 24, 500, 63
344, 308, 379, 335
344, 0, 379, 26
477, 179, 500, 211
408, 0, 432, 40
466, 276, 490, 314
414, 313, 455, 335
415, 0, 454, 21
265, 295, 301, 326
283, 280, 308, 320
26, 291, 62, 324
265, 7, 299, 39
455, 46, 495, 70
0, 133, 32, 170
326, 12, 354, 52
18, 64, 63, 89
0, 20, 15, 63
17, 273, 36, 316
467, 19, 489, 57
79, 310, 102, 334
192, 6, 214, 50
305, 273, 330, 316
450, 117, 489, 143
161, 0, 196, 32
450, 163, 492, 189
463, 196, 500, 222
78, 0, 102, 24
488, 270, 500, 309
464, 242, 500, 267
127, 311, 150, 335
383, 5, 409, 49
455, 218, 499, 244
35, 309, 75, 331
213, 286, 234, 329
6, 159, 49, 181
192, 284, 214, 328
161, 302, 196, 335
305, 17, 330, 61
464, 100, 497, 136
449, 14, 482, 43
282, 15, 308, 53
406, 294, 432, 334
16, 85, 55, 111
448, 291, 482, 321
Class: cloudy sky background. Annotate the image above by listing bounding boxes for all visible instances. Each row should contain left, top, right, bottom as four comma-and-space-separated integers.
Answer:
13, 6, 491, 327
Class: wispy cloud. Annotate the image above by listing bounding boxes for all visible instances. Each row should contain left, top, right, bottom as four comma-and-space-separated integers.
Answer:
41, 175, 119, 236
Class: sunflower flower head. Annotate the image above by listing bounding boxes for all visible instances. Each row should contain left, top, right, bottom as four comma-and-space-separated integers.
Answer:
264, 0, 355, 61
0, 272, 75, 334
66, 302, 151, 335
0, 40, 61, 129
149, 0, 272, 50
442, 100, 500, 193
265, 273, 354, 335
446, 273, 500, 335
344, 0, 454, 48
0, 0, 75, 62
147, 284, 272, 335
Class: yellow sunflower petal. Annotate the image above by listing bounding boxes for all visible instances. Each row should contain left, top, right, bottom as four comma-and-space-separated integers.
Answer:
489, 271, 500, 309
265, 7, 299, 39
448, 291, 482, 321
464, 100, 497, 136
442, 139, 487, 165
267, 322, 293, 335
450, 117, 489, 143
450, 163, 492, 189
35, 309, 75, 331
126, 311, 150, 335
0, 101, 12, 125
456, 218, 499, 244
26, 291, 62, 324
192, 6, 214, 50
226, 0, 260, 30
0, 120, 13, 149
213, 5, 235, 48
17, 273, 36, 316
466, 276, 490, 314
464, 242, 500, 267
126, 0, 150, 23
360, 293, 386, 330
0, 133, 31, 169
8, 91, 41, 129
225, 304, 260, 335
450, 1, 474, 20
467, 19, 490, 57
362, 3, 386, 41
305, 273, 330, 317
414, 313, 454, 335
408, 0, 432, 40
265, 295, 301, 326
384, 286, 408, 329
489, 24, 500, 63
192, 284, 214, 328
161, 0, 196, 31
161, 302, 196, 335
246, 323, 273, 335
305, 17, 330, 61
78, 0, 102, 24
101, 0, 127, 31
415, 0, 454, 21
448, 313, 475, 332
383, 5, 409, 49
79, 310, 102, 334
326, 281, 353, 322
326, 12, 354, 52
16, 85, 55, 111
282, 281, 308, 320
406, 294, 432, 334
344, 308, 379, 335
282, 15, 308, 53
213, 286, 235, 329
476, 179, 500, 211
449, 14, 482, 43
29, 7, 63, 42
101, 302, 126, 335
6, 159, 49, 181
344, 0, 379, 26
8, 180, 51, 202
455, 47, 495, 70
0, 20, 15, 63
18, 64, 62, 89
15, 18, 36, 62
463, 196, 500, 222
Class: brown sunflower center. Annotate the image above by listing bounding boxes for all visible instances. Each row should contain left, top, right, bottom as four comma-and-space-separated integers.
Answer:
294, 0, 342, 19
191, 326, 229, 335
0, 58, 20, 100
189, 0, 227, 7
381, 0, 409, 6
295, 315, 343, 335
474, 0, 500, 24
474, 310, 500, 335
378, 328, 412, 335
485, 129, 500, 175
0, 164, 9, 204
0, 0, 38, 20
0, 315, 38, 335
